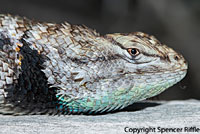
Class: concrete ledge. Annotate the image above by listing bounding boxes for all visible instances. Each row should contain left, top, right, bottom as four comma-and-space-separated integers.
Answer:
0, 100, 199, 134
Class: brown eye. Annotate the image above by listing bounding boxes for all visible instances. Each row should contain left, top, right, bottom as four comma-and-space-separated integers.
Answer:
127, 48, 140, 56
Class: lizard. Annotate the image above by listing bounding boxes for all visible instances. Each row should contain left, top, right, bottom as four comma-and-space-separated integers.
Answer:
0, 14, 188, 115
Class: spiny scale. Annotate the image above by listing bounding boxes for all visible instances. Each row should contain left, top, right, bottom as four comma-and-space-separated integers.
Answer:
0, 14, 187, 115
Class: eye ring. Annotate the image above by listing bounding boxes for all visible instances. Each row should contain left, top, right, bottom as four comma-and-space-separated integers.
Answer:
127, 48, 140, 56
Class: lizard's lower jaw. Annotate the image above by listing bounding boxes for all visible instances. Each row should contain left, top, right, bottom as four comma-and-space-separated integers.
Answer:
56, 69, 188, 114
56, 65, 188, 113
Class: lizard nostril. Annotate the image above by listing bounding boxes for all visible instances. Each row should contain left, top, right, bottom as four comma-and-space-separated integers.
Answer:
174, 55, 180, 61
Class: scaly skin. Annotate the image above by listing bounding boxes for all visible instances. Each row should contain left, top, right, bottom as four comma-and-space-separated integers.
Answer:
0, 14, 187, 115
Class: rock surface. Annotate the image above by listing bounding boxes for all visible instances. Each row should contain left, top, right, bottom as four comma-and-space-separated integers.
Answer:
0, 100, 199, 134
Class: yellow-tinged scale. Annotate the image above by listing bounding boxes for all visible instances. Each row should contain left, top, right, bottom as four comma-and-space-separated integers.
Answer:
17, 43, 23, 47
15, 47, 20, 52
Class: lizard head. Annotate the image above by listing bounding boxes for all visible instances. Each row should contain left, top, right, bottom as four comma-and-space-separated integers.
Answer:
102, 32, 188, 102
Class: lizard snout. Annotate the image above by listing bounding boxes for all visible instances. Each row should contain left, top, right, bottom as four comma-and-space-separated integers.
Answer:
167, 52, 188, 71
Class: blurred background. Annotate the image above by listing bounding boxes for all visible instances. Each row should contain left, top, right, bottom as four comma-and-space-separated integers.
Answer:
0, 0, 199, 100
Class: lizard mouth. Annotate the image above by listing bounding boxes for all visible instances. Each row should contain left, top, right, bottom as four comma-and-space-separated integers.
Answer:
180, 69, 187, 72
127, 68, 187, 76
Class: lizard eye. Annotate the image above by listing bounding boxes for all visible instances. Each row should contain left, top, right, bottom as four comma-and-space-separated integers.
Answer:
127, 48, 140, 56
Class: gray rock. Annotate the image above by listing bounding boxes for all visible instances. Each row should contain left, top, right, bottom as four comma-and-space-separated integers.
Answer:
0, 100, 199, 134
